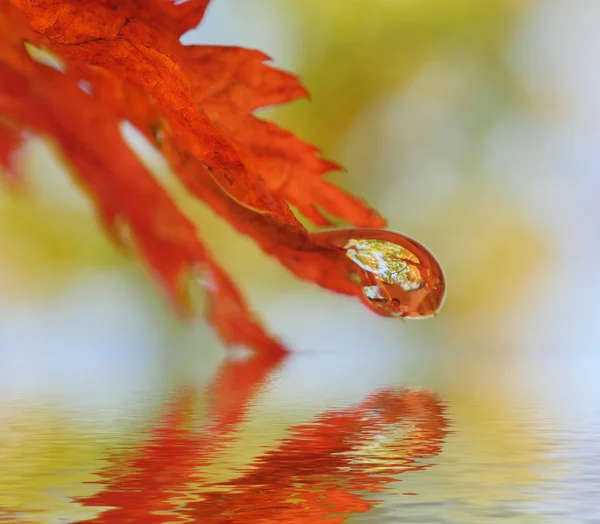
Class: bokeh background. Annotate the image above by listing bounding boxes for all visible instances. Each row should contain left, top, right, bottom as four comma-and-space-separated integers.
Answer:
1, 0, 600, 521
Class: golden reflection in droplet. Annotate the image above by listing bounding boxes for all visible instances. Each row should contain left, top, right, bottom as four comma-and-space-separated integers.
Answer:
311, 228, 446, 318
345, 238, 423, 291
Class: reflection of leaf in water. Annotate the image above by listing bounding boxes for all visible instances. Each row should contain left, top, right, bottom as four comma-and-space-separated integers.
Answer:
0, 406, 122, 522
188, 389, 448, 523
75, 353, 286, 523
75, 354, 448, 523
0, 507, 39, 523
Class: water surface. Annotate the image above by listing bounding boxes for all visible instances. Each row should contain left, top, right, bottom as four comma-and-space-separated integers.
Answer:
1, 342, 598, 523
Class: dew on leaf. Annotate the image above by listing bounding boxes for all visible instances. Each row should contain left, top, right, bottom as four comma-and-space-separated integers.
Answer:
311, 228, 445, 318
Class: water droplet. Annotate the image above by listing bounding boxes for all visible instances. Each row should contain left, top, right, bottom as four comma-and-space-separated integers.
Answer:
311, 228, 445, 318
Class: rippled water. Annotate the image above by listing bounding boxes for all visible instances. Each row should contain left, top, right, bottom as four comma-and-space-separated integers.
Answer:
1, 346, 599, 523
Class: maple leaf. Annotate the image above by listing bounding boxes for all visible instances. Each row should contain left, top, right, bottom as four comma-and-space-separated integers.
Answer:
0, 0, 386, 355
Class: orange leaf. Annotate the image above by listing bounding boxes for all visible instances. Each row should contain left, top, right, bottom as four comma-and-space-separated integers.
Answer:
186, 45, 384, 227
0, 3, 286, 355
13, 0, 310, 225
2, 1, 444, 355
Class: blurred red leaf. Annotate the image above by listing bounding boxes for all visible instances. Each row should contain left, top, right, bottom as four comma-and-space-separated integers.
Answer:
0, 0, 386, 355
0, 121, 22, 186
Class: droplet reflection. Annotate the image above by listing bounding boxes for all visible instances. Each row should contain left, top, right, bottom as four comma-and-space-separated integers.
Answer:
311, 228, 445, 318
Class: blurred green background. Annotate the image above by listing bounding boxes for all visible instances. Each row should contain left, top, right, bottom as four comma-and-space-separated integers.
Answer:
1, 0, 600, 522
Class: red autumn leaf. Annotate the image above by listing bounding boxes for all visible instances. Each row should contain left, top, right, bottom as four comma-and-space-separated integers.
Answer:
1, 1, 444, 355
186, 45, 381, 227
0, 2, 289, 355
